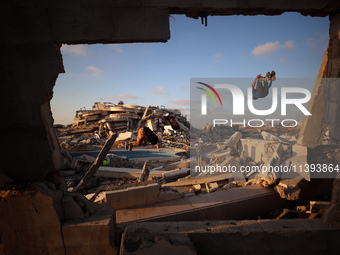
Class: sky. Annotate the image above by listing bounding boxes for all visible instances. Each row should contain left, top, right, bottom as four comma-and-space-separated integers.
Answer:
51, 13, 329, 125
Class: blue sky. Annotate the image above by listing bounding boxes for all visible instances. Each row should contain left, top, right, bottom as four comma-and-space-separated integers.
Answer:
51, 13, 329, 125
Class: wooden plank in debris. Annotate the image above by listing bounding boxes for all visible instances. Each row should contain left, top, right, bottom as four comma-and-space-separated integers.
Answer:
95, 166, 164, 179
72, 134, 118, 192
162, 172, 232, 187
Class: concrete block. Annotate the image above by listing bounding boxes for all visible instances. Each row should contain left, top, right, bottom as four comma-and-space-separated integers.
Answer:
261, 131, 295, 145
290, 144, 310, 181
127, 186, 148, 208
163, 168, 190, 180
116, 131, 133, 141
193, 184, 201, 191
62, 213, 117, 255
95, 166, 164, 179
157, 190, 182, 202
221, 131, 242, 150
274, 178, 304, 200
146, 183, 161, 205
106, 189, 129, 210
147, 119, 157, 131
116, 186, 286, 224
205, 182, 219, 193
240, 139, 279, 163
106, 183, 160, 209
120, 226, 196, 255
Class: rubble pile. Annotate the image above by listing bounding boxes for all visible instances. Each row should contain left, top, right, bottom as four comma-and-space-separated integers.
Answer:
50, 101, 340, 254
55, 101, 190, 151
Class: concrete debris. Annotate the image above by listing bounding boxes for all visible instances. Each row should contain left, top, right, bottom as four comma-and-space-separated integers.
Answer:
56, 101, 190, 152
95, 167, 164, 179
120, 226, 197, 255
289, 144, 310, 181
162, 168, 191, 180
162, 173, 232, 187
104, 183, 186, 210
219, 131, 243, 150
138, 161, 149, 182
115, 186, 286, 224
50, 100, 340, 254
274, 178, 305, 200
222, 181, 238, 190
261, 131, 295, 145
310, 201, 330, 212
205, 182, 219, 193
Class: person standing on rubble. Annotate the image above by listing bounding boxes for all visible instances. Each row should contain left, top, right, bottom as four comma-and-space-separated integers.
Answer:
126, 126, 160, 151
152, 113, 180, 131
252, 70, 276, 100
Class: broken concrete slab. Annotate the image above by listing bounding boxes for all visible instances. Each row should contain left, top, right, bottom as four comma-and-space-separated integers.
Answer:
138, 161, 149, 182
152, 157, 195, 172
162, 168, 190, 180
105, 184, 183, 210
205, 182, 218, 193
274, 178, 305, 200
116, 131, 135, 142
205, 149, 231, 160
162, 172, 232, 187
219, 131, 242, 150
239, 139, 279, 163
289, 144, 310, 181
62, 213, 118, 255
120, 219, 340, 255
115, 185, 286, 224
120, 226, 197, 255
253, 143, 285, 187
310, 201, 330, 212
0, 190, 65, 254
261, 131, 295, 145
105, 183, 160, 209
95, 166, 164, 179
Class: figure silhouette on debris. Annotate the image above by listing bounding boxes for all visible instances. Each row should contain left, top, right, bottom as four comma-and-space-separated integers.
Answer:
252, 70, 276, 100
126, 127, 160, 151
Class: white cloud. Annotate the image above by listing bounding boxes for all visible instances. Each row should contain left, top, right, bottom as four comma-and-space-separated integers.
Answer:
111, 44, 124, 53
61, 44, 88, 56
169, 99, 190, 106
251, 40, 295, 56
148, 86, 167, 95
212, 52, 222, 63
87, 66, 104, 76
105, 94, 139, 100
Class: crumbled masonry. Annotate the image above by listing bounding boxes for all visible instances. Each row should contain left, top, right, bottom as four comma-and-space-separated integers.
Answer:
1, 1, 340, 252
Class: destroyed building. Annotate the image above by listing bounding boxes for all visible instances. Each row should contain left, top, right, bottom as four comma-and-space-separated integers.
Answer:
1, 1, 340, 255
